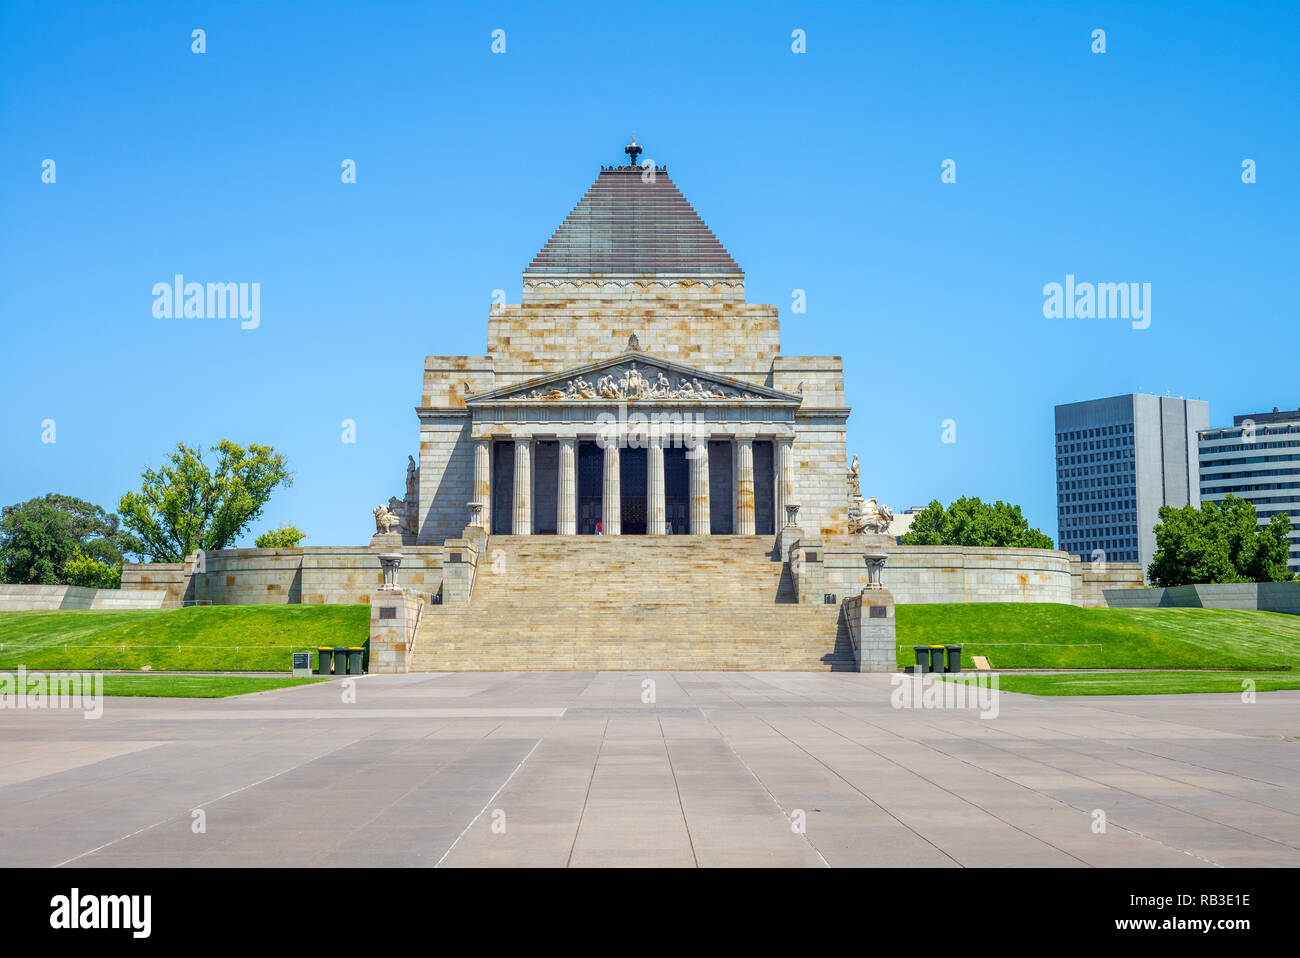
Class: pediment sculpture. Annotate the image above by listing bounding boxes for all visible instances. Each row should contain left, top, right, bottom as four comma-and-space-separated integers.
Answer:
516, 362, 765, 402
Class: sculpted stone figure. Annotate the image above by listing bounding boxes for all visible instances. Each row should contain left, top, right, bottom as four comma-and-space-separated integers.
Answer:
405, 455, 418, 499
848, 455, 861, 498
848, 494, 894, 535
373, 504, 403, 535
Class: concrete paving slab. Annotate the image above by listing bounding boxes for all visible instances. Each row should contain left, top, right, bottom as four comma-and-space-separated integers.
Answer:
0, 671, 1296, 866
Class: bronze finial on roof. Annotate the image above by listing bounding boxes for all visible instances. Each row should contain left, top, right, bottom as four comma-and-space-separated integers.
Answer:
624, 134, 643, 167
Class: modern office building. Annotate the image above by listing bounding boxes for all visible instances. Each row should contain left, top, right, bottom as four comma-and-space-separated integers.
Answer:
1054, 394, 1209, 575
1198, 405, 1300, 576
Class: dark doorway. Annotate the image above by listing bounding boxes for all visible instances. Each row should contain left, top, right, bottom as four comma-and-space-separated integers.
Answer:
708, 440, 734, 534
754, 440, 775, 536
620, 446, 647, 534
578, 441, 603, 534
534, 440, 558, 534
491, 441, 514, 535
664, 447, 690, 534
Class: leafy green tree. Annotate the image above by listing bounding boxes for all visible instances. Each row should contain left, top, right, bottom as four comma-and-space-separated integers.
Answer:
254, 525, 307, 549
899, 496, 1055, 549
1148, 495, 1292, 586
64, 548, 123, 589
119, 440, 293, 562
0, 494, 140, 584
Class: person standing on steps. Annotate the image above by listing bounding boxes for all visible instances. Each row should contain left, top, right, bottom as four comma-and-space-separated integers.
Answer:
596, 519, 603, 535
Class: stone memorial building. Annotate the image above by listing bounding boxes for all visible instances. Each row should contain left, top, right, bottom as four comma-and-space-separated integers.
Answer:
414, 142, 849, 545
118, 141, 1141, 671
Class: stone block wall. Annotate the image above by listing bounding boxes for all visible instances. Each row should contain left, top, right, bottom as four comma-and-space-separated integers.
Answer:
0, 584, 170, 611
485, 301, 781, 383
1103, 581, 1300, 613
368, 588, 424, 673
418, 415, 474, 543
822, 538, 1076, 605
120, 562, 193, 604
124, 547, 444, 606
1070, 559, 1146, 607
794, 413, 851, 536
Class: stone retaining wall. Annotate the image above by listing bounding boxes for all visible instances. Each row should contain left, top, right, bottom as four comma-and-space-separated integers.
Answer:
0, 584, 169, 611
122, 547, 445, 607
1103, 581, 1300, 614
820, 537, 1143, 606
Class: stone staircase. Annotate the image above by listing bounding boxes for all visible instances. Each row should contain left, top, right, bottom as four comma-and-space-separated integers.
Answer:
410, 536, 853, 671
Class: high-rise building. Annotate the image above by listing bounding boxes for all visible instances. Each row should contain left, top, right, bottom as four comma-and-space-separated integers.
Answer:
1198, 405, 1300, 576
1054, 394, 1209, 574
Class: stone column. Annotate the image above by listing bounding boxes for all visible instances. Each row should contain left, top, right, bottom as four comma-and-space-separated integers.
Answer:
736, 435, 756, 535
473, 438, 491, 534
602, 441, 621, 535
775, 437, 794, 533
557, 438, 577, 535
512, 439, 531, 535
647, 437, 666, 535
689, 438, 711, 534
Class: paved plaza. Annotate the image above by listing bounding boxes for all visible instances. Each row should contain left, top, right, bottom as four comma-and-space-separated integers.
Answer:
1, 672, 1298, 867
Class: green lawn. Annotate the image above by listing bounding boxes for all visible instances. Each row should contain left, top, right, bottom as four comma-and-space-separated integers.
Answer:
96, 675, 326, 697
0, 605, 368, 672
943, 671, 1300, 696
897, 604, 1300, 671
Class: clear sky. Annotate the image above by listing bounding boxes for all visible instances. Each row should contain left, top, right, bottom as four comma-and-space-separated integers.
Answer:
2, 0, 1296, 549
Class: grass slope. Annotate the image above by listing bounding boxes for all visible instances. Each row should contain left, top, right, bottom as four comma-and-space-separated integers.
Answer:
0, 605, 368, 672
945, 671, 1300, 696
897, 604, 1300, 671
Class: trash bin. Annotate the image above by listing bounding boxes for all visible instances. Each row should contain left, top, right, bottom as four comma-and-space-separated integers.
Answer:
347, 647, 365, 675
946, 644, 962, 674
930, 645, 947, 673
315, 647, 333, 675
913, 646, 932, 673
334, 647, 351, 674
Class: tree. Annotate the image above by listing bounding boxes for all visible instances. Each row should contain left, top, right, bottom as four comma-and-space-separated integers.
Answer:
1148, 495, 1293, 586
64, 548, 123, 589
0, 494, 140, 584
899, 496, 1055, 549
254, 525, 307, 549
119, 440, 293, 562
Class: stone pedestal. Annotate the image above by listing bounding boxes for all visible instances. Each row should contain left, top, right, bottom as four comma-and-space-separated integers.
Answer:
777, 523, 804, 564
844, 588, 896, 672
368, 588, 422, 673
791, 536, 826, 604
369, 532, 405, 549
377, 552, 403, 590
441, 537, 480, 604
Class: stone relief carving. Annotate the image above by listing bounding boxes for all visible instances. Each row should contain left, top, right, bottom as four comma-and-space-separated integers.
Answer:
524, 278, 744, 290
517, 362, 765, 402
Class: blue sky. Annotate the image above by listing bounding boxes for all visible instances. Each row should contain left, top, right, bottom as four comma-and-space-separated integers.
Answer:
2, 0, 1296, 548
